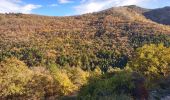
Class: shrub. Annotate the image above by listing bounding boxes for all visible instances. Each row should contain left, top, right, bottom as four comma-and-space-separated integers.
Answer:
0, 57, 33, 98
79, 93, 133, 100
128, 44, 170, 82
78, 69, 134, 99
56, 55, 69, 66
20, 48, 44, 67
64, 67, 90, 88
92, 66, 102, 76
0, 59, 90, 99
96, 50, 128, 72
24, 67, 55, 99
48, 64, 76, 95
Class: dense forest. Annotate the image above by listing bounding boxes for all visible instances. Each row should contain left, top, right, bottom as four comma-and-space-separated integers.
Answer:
1, 5, 170, 100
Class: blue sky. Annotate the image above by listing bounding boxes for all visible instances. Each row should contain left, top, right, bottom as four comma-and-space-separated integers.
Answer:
0, 0, 170, 16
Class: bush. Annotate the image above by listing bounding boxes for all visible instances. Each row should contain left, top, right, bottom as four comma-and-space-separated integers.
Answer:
0, 57, 33, 98
0, 58, 91, 99
96, 50, 128, 72
78, 69, 134, 99
64, 67, 90, 88
128, 44, 170, 84
0, 58, 66, 99
25, 67, 55, 99
48, 64, 77, 95
79, 93, 133, 100
20, 48, 44, 67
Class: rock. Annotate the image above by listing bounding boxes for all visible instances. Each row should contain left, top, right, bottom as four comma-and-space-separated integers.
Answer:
149, 89, 170, 100
161, 96, 170, 100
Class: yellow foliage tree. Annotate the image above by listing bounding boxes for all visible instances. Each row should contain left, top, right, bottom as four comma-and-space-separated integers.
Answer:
128, 44, 170, 80
49, 64, 76, 95
64, 67, 90, 88
0, 57, 33, 98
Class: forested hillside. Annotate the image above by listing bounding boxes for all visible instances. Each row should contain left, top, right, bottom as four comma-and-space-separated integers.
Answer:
1, 5, 170, 100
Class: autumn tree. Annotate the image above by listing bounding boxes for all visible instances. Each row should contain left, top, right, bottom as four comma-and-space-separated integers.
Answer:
128, 44, 170, 81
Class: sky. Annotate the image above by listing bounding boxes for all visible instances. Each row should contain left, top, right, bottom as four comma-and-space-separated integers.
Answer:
0, 0, 170, 16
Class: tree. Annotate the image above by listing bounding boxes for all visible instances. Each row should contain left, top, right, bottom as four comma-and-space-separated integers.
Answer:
0, 57, 32, 98
20, 48, 44, 67
81, 54, 90, 70
128, 44, 170, 81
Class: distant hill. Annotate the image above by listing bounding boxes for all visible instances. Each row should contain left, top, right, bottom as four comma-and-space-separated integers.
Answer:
0, 5, 170, 51
144, 7, 170, 25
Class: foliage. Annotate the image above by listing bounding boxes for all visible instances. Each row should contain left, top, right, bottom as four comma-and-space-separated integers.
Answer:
81, 54, 90, 70
128, 44, 170, 88
24, 67, 55, 99
79, 93, 133, 100
0, 47, 44, 67
0, 57, 33, 98
64, 67, 90, 88
129, 34, 170, 48
96, 49, 128, 72
56, 55, 70, 66
0, 57, 90, 99
48, 64, 77, 95
20, 48, 44, 67
78, 69, 134, 99
1, 5, 170, 99
128, 44, 170, 77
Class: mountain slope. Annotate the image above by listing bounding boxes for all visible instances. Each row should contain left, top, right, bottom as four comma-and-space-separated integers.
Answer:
1, 5, 170, 100
0, 5, 170, 63
0, 5, 170, 48
144, 7, 170, 25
